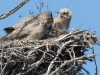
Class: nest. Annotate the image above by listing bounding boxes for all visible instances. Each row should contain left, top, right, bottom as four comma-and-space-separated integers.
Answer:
0, 29, 100, 75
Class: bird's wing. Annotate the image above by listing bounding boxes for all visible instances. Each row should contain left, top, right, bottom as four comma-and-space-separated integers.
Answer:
4, 16, 36, 35
13, 16, 36, 29
4, 27, 15, 34
6, 17, 39, 40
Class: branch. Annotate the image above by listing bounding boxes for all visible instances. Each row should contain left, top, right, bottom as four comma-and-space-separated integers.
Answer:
49, 53, 100, 75
46, 40, 74, 75
92, 49, 98, 75
0, 0, 30, 20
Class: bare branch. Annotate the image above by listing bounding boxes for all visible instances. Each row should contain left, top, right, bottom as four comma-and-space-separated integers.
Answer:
0, 0, 30, 20
49, 53, 100, 75
92, 48, 98, 75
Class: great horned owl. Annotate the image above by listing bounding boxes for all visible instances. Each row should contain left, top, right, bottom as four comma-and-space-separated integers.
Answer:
1, 12, 54, 41
53, 8, 72, 37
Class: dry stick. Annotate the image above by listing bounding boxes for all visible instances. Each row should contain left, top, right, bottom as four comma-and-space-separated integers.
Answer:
35, 49, 55, 58
67, 49, 73, 59
81, 67, 90, 75
92, 48, 98, 75
49, 53, 100, 75
65, 48, 75, 72
83, 31, 93, 48
70, 47, 76, 68
1, 63, 8, 75
56, 30, 86, 42
0, 49, 3, 74
22, 50, 46, 74
46, 40, 74, 75
0, 0, 29, 20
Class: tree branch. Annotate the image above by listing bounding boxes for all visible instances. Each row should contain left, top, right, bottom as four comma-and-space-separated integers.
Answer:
49, 53, 100, 75
0, 0, 30, 20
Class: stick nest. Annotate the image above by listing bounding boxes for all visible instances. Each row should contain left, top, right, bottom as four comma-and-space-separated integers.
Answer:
0, 29, 100, 75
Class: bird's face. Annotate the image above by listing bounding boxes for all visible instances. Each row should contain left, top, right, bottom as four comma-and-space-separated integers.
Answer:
38, 12, 53, 28
59, 8, 72, 20
37, 12, 56, 38
44, 12, 56, 37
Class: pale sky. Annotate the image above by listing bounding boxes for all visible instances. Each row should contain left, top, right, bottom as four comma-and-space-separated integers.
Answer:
0, 0, 100, 75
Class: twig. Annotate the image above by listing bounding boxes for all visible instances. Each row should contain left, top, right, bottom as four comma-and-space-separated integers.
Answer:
65, 47, 75, 72
56, 30, 85, 42
1, 63, 8, 75
46, 40, 74, 75
92, 49, 98, 75
0, 0, 29, 20
49, 53, 100, 75
22, 50, 46, 74
83, 31, 93, 48
81, 67, 90, 75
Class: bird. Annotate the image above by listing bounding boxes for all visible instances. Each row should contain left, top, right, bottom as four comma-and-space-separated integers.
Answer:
53, 8, 72, 37
1, 12, 54, 41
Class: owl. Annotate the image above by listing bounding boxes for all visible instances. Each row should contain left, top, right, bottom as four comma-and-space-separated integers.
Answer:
1, 12, 54, 41
53, 8, 72, 37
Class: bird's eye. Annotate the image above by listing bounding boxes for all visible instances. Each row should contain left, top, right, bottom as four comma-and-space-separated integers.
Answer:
63, 12, 68, 15
47, 18, 53, 23
63, 12, 66, 14
66, 12, 69, 15
47, 18, 51, 20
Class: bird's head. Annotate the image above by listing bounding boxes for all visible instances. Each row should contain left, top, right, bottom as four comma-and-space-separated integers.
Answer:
37, 12, 56, 38
38, 12, 54, 28
59, 8, 72, 20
